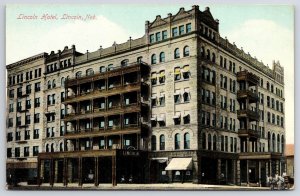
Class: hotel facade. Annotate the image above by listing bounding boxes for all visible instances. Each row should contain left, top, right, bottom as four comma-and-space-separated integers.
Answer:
6, 5, 286, 187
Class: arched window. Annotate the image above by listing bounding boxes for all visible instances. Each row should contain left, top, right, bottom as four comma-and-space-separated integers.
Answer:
47, 80, 51, 89
76, 71, 82, 79
272, 133, 276, 152
212, 53, 216, 63
183, 46, 190, 57
137, 56, 143, 63
86, 68, 94, 76
201, 47, 205, 58
61, 77, 65, 87
121, 59, 129, 67
46, 144, 49, 152
52, 79, 56, 88
151, 135, 156, 151
51, 143, 55, 152
213, 135, 217, 150
206, 49, 210, 60
159, 52, 165, 62
60, 143, 64, 152
220, 56, 223, 66
100, 66, 106, 73
160, 134, 165, 150
208, 134, 212, 150
174, 48, 180, 59
108, 64, 114, 71
202, 132, 206, 149
151, 54, 157, 64
184, 133, 190, 149
175, 133, 180, 150
267, 82, 270, 91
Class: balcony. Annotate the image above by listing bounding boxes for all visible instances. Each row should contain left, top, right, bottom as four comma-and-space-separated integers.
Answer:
237, 71, 259, 85
238, 128, 259, 138
237, 90, 258, 103
64, 123, 145, 139
64, 102, 146, 121
64, 82, 147, 104
237, 109, 260, 121
65, 62, 149, 87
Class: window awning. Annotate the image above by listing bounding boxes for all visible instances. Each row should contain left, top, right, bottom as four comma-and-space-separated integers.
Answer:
182, 66, 190, 73
151, 96, 157, 99
165, 158, 192, 170
151, 73, 157, 79
151, 117, 157, 121
159, 71, 165, 77
172, 115, 180, 119
157, 116, 165, 121
183, 113, 190, 118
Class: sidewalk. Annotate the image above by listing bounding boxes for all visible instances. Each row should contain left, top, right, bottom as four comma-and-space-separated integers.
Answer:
8, 182, 273, 191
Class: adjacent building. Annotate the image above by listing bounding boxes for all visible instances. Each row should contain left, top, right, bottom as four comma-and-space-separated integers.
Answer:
6, 5, 286, 187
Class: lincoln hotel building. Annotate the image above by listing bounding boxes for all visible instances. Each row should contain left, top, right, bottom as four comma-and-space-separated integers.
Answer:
6, 5, 286, 187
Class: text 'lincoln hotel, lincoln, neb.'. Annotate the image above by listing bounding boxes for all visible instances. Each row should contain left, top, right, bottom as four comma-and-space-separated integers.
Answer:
6, 5, 286, 188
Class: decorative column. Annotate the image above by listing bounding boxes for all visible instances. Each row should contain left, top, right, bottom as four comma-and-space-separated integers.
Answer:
94, 157, 99, 186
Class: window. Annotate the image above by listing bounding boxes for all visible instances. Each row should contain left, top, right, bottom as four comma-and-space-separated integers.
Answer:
34, 97, 40, 108
26, 84, 31, 94
25, 115, 31, 124
272, 113, 275, 124
7, 148, 12, 158
9, 89, 14, 98
201, 47, 205, 58
34, 113, 40, 123
174, 90, 181, 104
60, 126, 65, 136
174, 67, 181, 81
24, 147, 29, 157
179, 25, 184, 35
151, 72, 157, 85
17, 87, 22, 97
15, 147, 20, 157
173, 48, 180, 59
159, 71, 165, 84
172, 27, 178, 37
151, 94, 157, 107
159, 52, 165, 63
267, 112, 271, 123
86, 68, 94, 76
156, 32, 161, 41
160, 135, 165, 150
202, 133, 206, 149
206, 49, 210, 60
100, 66, 106, 73
183, 113, 190, 124
271, 98, 275, 109
183, 133, 190, 149
182, 65, 190, 79
281, 117, 284, 127
162, 30, 167, 40
151, 54, 157, 64
9, 103, 14, 112
186, 23, 191, 33
267, 82, 270, 91
33, 129, 39, 139
151, 135, 156, 150
159, 93, 165, 106
61, 92, 65, 102
35, 82, 41, 92
76, 71, 82, 78
175, 133, 180, 150
267, 96, 270, 107
150, 34, 155, 43
52, 79, 56, 88
121, 59, 129, 67
47, 80, 51, 89
183, 46, 189, 57
137, 56, 143, 63
26, 99, 31, 109
107, 64, 114, 71
7, 133, 13, 142
183, 90, 190, 102
32, 146, 39, 156
15, 131, 21, 141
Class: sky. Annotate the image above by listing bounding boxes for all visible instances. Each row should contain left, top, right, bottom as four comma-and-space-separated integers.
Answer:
6, 4, 294, 144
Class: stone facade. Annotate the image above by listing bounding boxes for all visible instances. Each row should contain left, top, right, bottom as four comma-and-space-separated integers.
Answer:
6, 5, 285, 186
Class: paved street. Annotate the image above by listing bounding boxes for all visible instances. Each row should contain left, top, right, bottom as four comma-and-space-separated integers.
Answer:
7, 182, 277, 191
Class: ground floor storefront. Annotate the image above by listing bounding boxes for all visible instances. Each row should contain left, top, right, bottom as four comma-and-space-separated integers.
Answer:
37, 149, 147, 186
149, 150, 285, 186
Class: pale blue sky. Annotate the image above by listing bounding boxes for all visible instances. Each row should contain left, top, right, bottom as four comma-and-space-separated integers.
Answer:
7, 4, 293, 41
